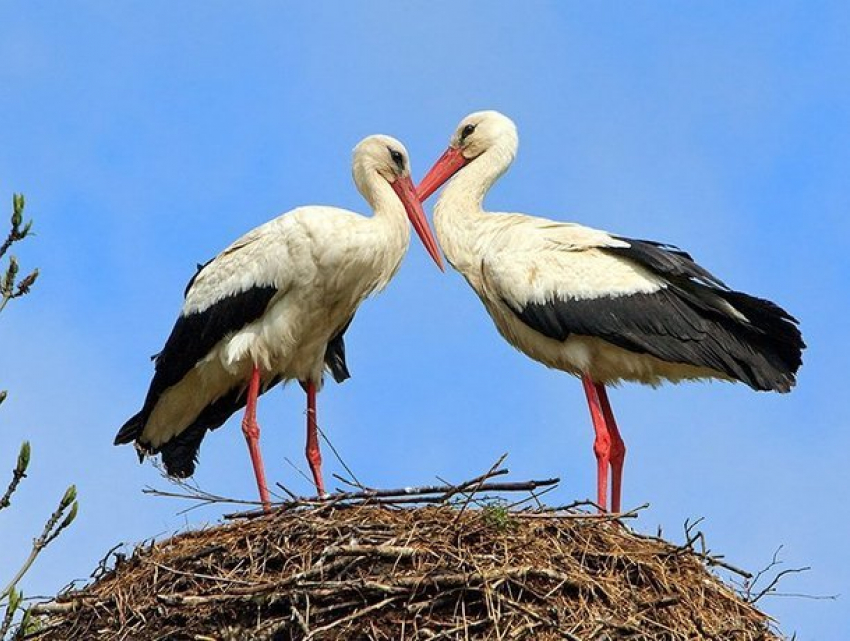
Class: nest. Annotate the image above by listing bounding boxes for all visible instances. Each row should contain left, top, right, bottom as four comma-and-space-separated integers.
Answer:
26, 499, 781, 640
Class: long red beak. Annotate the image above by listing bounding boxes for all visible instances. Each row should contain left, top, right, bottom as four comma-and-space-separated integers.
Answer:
416, 146, 469, 202
392, 175, 444, 271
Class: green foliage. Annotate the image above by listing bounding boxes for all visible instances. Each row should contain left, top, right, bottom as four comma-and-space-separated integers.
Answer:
0, 194, 78, 639
481, 500, 518, 533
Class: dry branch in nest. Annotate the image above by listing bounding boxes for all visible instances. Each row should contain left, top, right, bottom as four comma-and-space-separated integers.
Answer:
24, 470, 783, 641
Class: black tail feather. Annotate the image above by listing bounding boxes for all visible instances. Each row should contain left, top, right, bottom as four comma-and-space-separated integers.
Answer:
159, 423, 208, 478
601, 238, 805, 392
324, 317, 353, 383
150, 375, 283, 478
114, 411, 145, 445
325, 333, 351, 383
718, 289, 805, 390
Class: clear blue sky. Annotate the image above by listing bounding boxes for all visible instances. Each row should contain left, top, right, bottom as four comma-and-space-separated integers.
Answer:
1, 2, 847, 637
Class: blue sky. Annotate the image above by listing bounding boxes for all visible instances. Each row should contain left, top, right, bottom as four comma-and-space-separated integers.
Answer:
1, 2, 847, 637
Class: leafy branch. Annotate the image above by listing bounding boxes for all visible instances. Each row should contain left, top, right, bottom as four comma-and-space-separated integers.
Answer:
0, 194, 38, 315
0, 194, 78, 640
1, 486, 79, 599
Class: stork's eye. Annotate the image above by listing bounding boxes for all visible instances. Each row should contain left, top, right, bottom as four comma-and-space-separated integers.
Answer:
389, 148, 405, 171
460, 123, 476, 141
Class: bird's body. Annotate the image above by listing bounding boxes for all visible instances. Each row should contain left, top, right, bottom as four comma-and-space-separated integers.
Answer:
117, 135, 443, 506
436, 208, 798, 390
419, 111, 804, 511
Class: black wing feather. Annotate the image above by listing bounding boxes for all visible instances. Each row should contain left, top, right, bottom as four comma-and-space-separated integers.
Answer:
114, 283, 278, 447
146, 285, 278, 408
607, 236, 727, 288
505, 236, 804, 392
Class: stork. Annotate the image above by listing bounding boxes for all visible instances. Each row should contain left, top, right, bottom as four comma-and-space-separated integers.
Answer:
417, 110, 804, 512
116, 135, 443, 510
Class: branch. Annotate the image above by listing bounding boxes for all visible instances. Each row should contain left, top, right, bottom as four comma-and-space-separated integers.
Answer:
0, 442, 30, 512
743, 546, 817, 604
0, 193, 38, 315
223, 476, 560, 520
142, 455, 560, 521
1, 485, 78, 598
451, 452, 509, 521
0, 588, 21, 638
633, 525, 753, 580
749, 566, 811, 604
0, 195, 29, 260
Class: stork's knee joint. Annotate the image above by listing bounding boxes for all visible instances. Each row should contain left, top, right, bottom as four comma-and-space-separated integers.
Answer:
610, 438, 626, 462
593, 434, 612, 459
242, 419, 260, 440
306, 447, 322, 468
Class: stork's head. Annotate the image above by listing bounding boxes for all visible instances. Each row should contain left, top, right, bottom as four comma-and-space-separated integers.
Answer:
352, 135, 413, 185
352, 135, 444, 270
417, 111, 519, 201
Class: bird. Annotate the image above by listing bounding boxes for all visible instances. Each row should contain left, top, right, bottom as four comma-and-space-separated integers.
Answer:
417, 110, 804, 513
115, 135, 444, 510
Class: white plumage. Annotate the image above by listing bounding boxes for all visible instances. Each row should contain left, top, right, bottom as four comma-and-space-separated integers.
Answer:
418, 110, 803, 512
117, 135, 443, 508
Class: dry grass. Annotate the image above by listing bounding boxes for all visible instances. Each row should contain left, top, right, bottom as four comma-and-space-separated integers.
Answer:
24, 503, 782, 640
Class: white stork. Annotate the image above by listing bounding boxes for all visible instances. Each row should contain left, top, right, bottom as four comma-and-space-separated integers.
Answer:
116, 135, 443, 509
417, 110, 804, 512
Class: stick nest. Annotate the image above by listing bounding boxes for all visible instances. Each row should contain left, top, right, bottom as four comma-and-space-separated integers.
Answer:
26, 504, 780, 640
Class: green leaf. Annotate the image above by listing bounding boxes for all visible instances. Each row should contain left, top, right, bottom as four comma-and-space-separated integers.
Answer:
59, 485, 77, 509
16, 442, 30, 475
11, 194, 24, 229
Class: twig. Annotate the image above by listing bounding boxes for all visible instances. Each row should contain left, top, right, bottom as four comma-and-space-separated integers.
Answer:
223, 477, 559, 520
283, 456, 316, 489
744, 547, 813, 604
451, 453, 509, 521
303, 596, 400, 639
146, 561, 257, 586
274, 482, 299, 500
28, 600, 93, 615
321, 544, 418, 559
514, 502, 648, 521
0, 194, 37, 314
314, 422, 363, 489
0, 442, 30, 511
758, 592, 837, 600
142, 485, 262, 509
332, 473, 369, 492
156, 565, 579, 605
749, 567, 812, 604
440, 454, 508, 501
634, 529, 753, 580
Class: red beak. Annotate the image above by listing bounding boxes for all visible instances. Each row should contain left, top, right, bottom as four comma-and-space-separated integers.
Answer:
391, 175, 444, 271
416, 146, 469, 202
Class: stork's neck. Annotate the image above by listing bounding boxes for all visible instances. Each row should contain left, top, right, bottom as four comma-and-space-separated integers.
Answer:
434, 144, 514, 274
361, 176, 410, 287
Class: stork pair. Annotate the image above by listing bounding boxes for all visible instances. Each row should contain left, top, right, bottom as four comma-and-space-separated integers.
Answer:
116, 111, 804, 513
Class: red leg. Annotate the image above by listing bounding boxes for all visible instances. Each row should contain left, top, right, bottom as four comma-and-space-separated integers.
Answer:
595, 383, 626, 513
581, 373, 610, 511
304, 380, 326, 496
242, 365, 271, 512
